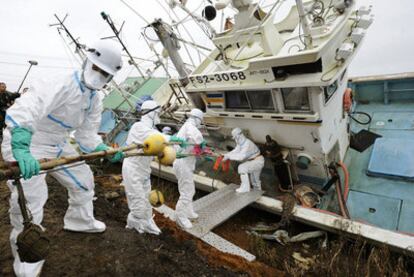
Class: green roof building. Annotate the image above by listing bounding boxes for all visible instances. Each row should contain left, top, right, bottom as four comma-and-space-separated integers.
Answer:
103, 77, 168, 111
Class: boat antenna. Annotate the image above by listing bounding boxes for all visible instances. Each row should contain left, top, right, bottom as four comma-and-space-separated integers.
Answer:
49, 14, 86, 57
100, 11, 148, 82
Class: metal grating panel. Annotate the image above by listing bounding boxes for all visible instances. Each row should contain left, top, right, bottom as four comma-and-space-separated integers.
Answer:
189, 185, 264, 237
193, 184, 238, 211
155, 204, 255, 261
202, 232, 255, 261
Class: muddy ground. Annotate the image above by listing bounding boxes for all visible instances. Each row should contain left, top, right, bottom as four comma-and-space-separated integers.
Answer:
1, 164, 414, 276
0, 171, 280, 277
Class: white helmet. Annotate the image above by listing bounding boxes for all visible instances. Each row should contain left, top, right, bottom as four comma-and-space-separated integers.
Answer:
190, 108, 204, 121
86, 40, 123, 75
141, 100, 160, 111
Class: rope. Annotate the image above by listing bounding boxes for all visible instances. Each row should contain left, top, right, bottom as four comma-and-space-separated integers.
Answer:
349, 111, 372, 125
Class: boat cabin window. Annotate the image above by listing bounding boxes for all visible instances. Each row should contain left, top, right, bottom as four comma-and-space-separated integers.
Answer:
248, 90, 274, 110
324, 80, 338, 103
225, 90, 275, 112
281, 87, 311, 112
225, 90, 250, 109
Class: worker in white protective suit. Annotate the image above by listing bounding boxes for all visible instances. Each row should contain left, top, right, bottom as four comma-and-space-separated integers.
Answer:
172, 108, 205, 229
1, 40, 123, 277
223, 128, 264, 193
122, 100, 165, 235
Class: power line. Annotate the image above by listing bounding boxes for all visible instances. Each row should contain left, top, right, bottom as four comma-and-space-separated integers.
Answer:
0, 50, 71, 61
0, 60, 75, 69
0, 74, 22, 79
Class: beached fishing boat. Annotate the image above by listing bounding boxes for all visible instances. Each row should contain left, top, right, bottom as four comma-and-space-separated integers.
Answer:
99, 0, 414, 254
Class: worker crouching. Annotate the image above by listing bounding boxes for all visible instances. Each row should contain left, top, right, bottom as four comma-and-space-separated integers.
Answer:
223, 128, 264, 193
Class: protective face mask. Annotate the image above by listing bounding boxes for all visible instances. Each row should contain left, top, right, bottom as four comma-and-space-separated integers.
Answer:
82, 61, 111, 90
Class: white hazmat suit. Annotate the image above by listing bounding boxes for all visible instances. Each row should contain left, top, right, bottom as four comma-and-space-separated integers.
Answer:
2, 40, 122, 277
173, 109, 204, 229
2, 72, 106, 276
223, 128, 264, 193
122, 100, 163, 235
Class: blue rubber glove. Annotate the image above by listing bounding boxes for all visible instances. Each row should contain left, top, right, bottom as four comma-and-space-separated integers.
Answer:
11, 127, 40, 180
169, 136, 188, 148
94, 143, 124, 163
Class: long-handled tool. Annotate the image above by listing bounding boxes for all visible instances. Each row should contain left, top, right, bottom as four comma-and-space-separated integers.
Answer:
0, 143, 142, 180
0, 130, 175, 180
14, 178, 50, 263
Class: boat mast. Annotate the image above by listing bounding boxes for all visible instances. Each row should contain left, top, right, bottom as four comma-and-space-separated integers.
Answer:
295, 0, 313, 49
150, 19, 190, 86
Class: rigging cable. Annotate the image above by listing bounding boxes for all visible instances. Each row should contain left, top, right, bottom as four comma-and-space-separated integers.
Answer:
58, 31, 82, 68
158, 0, 198, 67
119, 0, 151, 25
170, 8, 205, 64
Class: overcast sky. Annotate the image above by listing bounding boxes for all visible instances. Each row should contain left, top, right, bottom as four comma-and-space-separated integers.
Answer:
0, 0, 413, 91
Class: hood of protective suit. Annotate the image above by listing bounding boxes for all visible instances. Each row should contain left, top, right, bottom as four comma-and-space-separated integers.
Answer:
234, 132, 246, 146
82, 60, 111, 90
141, 110, 160, 128
188, 116, 202, 129
187, 117, 201, 129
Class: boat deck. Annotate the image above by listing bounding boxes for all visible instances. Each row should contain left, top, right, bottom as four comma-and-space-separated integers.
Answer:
345, 101, 414, 233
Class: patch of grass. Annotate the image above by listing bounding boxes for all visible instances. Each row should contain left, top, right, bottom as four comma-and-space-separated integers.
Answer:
248, 232, 414, 277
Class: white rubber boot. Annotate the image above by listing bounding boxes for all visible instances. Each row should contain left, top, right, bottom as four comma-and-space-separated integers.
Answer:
251, 171, 262, 191
187, 203, 199, 219
63, 201, 106, 233
142, 218, 161, 235
10, 229, 45, 277
176, 216, 193, 229
64, 219, 106, 233
126, 213, 146, 233
236, 174, 251, 193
